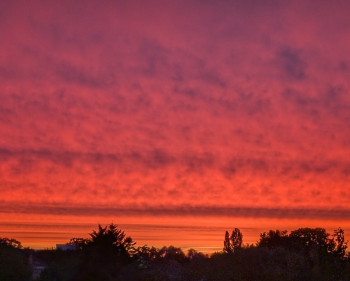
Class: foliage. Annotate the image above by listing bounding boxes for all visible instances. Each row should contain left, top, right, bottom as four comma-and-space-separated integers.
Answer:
223, 231, 231, 253
223, 228, 243, 253
258, 227, 349, 257
256, 227, 350, 281
36, 224, 136, 281
258, 229, 289, 248
0, 238, 32, 281
2, 226, 350, 281
159, 246, 187, 264
73, 223, 135, 281
68, 237, 88, 250
0, 237, 23, 248
332, 227, 348, 258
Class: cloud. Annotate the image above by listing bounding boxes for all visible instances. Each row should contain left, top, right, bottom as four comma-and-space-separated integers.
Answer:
1, 201, 350, 220
277, 46, 307, 80
1, 0, 350, 229
54, 61, 116, 88
1, 147, 349, 213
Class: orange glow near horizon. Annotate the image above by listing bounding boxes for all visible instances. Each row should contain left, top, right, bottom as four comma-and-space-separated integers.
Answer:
1, 214, 350, 253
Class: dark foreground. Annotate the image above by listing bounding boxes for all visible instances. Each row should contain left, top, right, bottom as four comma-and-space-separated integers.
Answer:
1, 224, 350, 281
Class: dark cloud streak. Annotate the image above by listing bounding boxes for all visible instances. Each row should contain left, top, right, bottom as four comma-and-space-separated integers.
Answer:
1, 202, 349, 220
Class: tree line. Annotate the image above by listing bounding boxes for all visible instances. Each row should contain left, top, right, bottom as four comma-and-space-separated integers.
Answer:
1, 224, 350, 281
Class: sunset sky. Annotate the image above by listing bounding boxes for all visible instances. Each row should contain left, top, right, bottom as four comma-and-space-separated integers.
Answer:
1, 0, 350, 252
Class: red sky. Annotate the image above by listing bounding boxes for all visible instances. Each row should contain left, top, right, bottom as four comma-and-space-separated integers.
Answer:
1, 0, 350, 251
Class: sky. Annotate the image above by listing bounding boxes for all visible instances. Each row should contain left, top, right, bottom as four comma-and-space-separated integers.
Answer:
1, 0, 350, 251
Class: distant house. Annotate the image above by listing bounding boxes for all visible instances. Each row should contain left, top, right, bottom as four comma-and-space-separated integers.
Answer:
56, 244, 76, 251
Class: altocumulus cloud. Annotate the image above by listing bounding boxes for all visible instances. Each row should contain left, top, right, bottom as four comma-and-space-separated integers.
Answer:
0, 0, 350, 219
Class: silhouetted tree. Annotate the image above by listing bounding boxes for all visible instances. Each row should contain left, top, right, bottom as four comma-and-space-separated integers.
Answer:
223, 231, 232, 254
0, 237, 22, 248
68, 237, 88, 250
2, 225, 350, 281
256, 227, 350, 280
332, 228, 348, 258
290, 228, 331, 250
187, 248, 207, 261
135, 245, 160, 261
258, 229, 289, 249
73, 223, 136, 281
0, 238, 32, 281
224, 228, 243, 253
159, 245, 187, 264
258, 228, 348, 255
88, 223, 135, 254
231, 228, 243, 250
